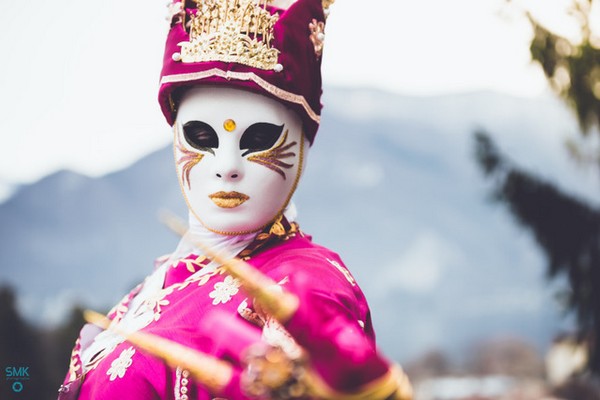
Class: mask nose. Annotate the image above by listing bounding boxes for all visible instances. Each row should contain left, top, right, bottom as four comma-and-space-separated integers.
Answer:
216, 171, 241, 180
212, 137, 244, 182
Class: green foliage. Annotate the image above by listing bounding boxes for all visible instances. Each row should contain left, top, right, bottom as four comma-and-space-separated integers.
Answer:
474, 132, 600, 373
527, 0, 600, 135
489, 0, 600, 374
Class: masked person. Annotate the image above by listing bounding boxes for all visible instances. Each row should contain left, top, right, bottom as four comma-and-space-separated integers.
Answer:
58, 1, 412, 399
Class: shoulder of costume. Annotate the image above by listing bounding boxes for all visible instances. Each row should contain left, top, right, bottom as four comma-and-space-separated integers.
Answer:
249, 234, 361, 293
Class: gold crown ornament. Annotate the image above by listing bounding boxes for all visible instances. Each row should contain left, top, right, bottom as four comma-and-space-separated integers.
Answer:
321, 0, 335, 16
159, 0, 337, 143
173, 0, 282, 71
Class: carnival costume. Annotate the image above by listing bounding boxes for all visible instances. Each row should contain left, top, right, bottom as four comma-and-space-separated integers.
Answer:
59, 1, 412, 399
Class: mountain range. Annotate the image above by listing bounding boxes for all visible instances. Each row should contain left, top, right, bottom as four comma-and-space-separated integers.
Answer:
1, 87, 596, 363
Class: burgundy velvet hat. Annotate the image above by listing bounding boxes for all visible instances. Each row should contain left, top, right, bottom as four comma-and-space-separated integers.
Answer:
158, 0, 335, 144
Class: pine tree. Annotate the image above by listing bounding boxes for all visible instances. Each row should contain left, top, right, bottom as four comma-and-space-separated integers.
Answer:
475, 0, 600, 373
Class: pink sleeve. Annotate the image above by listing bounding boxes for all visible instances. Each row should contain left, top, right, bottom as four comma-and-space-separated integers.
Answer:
266, 252, 391, 393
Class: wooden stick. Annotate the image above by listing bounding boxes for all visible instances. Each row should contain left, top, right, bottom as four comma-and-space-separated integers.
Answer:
159, 210, 299, 323
156, 212, 412, 399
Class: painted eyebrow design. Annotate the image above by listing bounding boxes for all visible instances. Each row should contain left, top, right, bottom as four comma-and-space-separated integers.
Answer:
244, 126, 297, 180
175, 124, 205, 190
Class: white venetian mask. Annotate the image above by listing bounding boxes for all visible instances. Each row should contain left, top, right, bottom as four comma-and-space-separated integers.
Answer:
174, 87, 307, 235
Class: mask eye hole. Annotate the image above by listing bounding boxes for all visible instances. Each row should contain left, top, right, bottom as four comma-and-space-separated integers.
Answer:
240, 123, 284, 156
183, 121, 219, 151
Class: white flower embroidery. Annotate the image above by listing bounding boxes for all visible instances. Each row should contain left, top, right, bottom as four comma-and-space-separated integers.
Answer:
106, 347, 135, 381
136, 287, 174, 322
209, 275, 241, 305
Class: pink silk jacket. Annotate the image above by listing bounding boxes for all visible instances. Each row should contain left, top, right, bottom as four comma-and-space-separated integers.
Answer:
59, 231, 389, 399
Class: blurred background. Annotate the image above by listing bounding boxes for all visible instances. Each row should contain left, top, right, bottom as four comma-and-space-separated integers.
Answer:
1, 0, 600, 399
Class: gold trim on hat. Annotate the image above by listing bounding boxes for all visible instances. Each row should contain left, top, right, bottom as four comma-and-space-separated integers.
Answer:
178, 0, 280, 71
322, 0, 335, 10
161, 68, 321, 124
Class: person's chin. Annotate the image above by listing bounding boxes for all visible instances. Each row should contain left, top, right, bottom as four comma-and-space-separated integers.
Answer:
206, 216, 264, 234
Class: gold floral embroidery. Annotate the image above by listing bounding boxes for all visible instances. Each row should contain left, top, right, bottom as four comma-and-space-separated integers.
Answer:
176, 267, 225, 291
269, 216, 287, 236
67, 338, 82, 381
108, 302, 129, 326
309, 19, 325, 58
177, 0, 280, 71
209, 275, 241, 305
106, 347, 135, 381
107, 283, 141, 324
196, 273, 217, 287
173, 255, 207, 274
248, 130, 296, 179
136, 286, 175, 322
238, 218, 299, 258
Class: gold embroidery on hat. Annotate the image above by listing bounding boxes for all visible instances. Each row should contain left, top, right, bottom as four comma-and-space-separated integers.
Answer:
322, 0, 335, 19
322, 0, 335, 10
161, 69, 321, 124
308, 19, 325, 58
178, 0, 281, 71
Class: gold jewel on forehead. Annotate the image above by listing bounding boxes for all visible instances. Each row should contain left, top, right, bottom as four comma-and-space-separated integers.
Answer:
175, 0, 282, 71
175, 125, 205, 190
223, 119, 236, 132
247, 129, 296, 179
